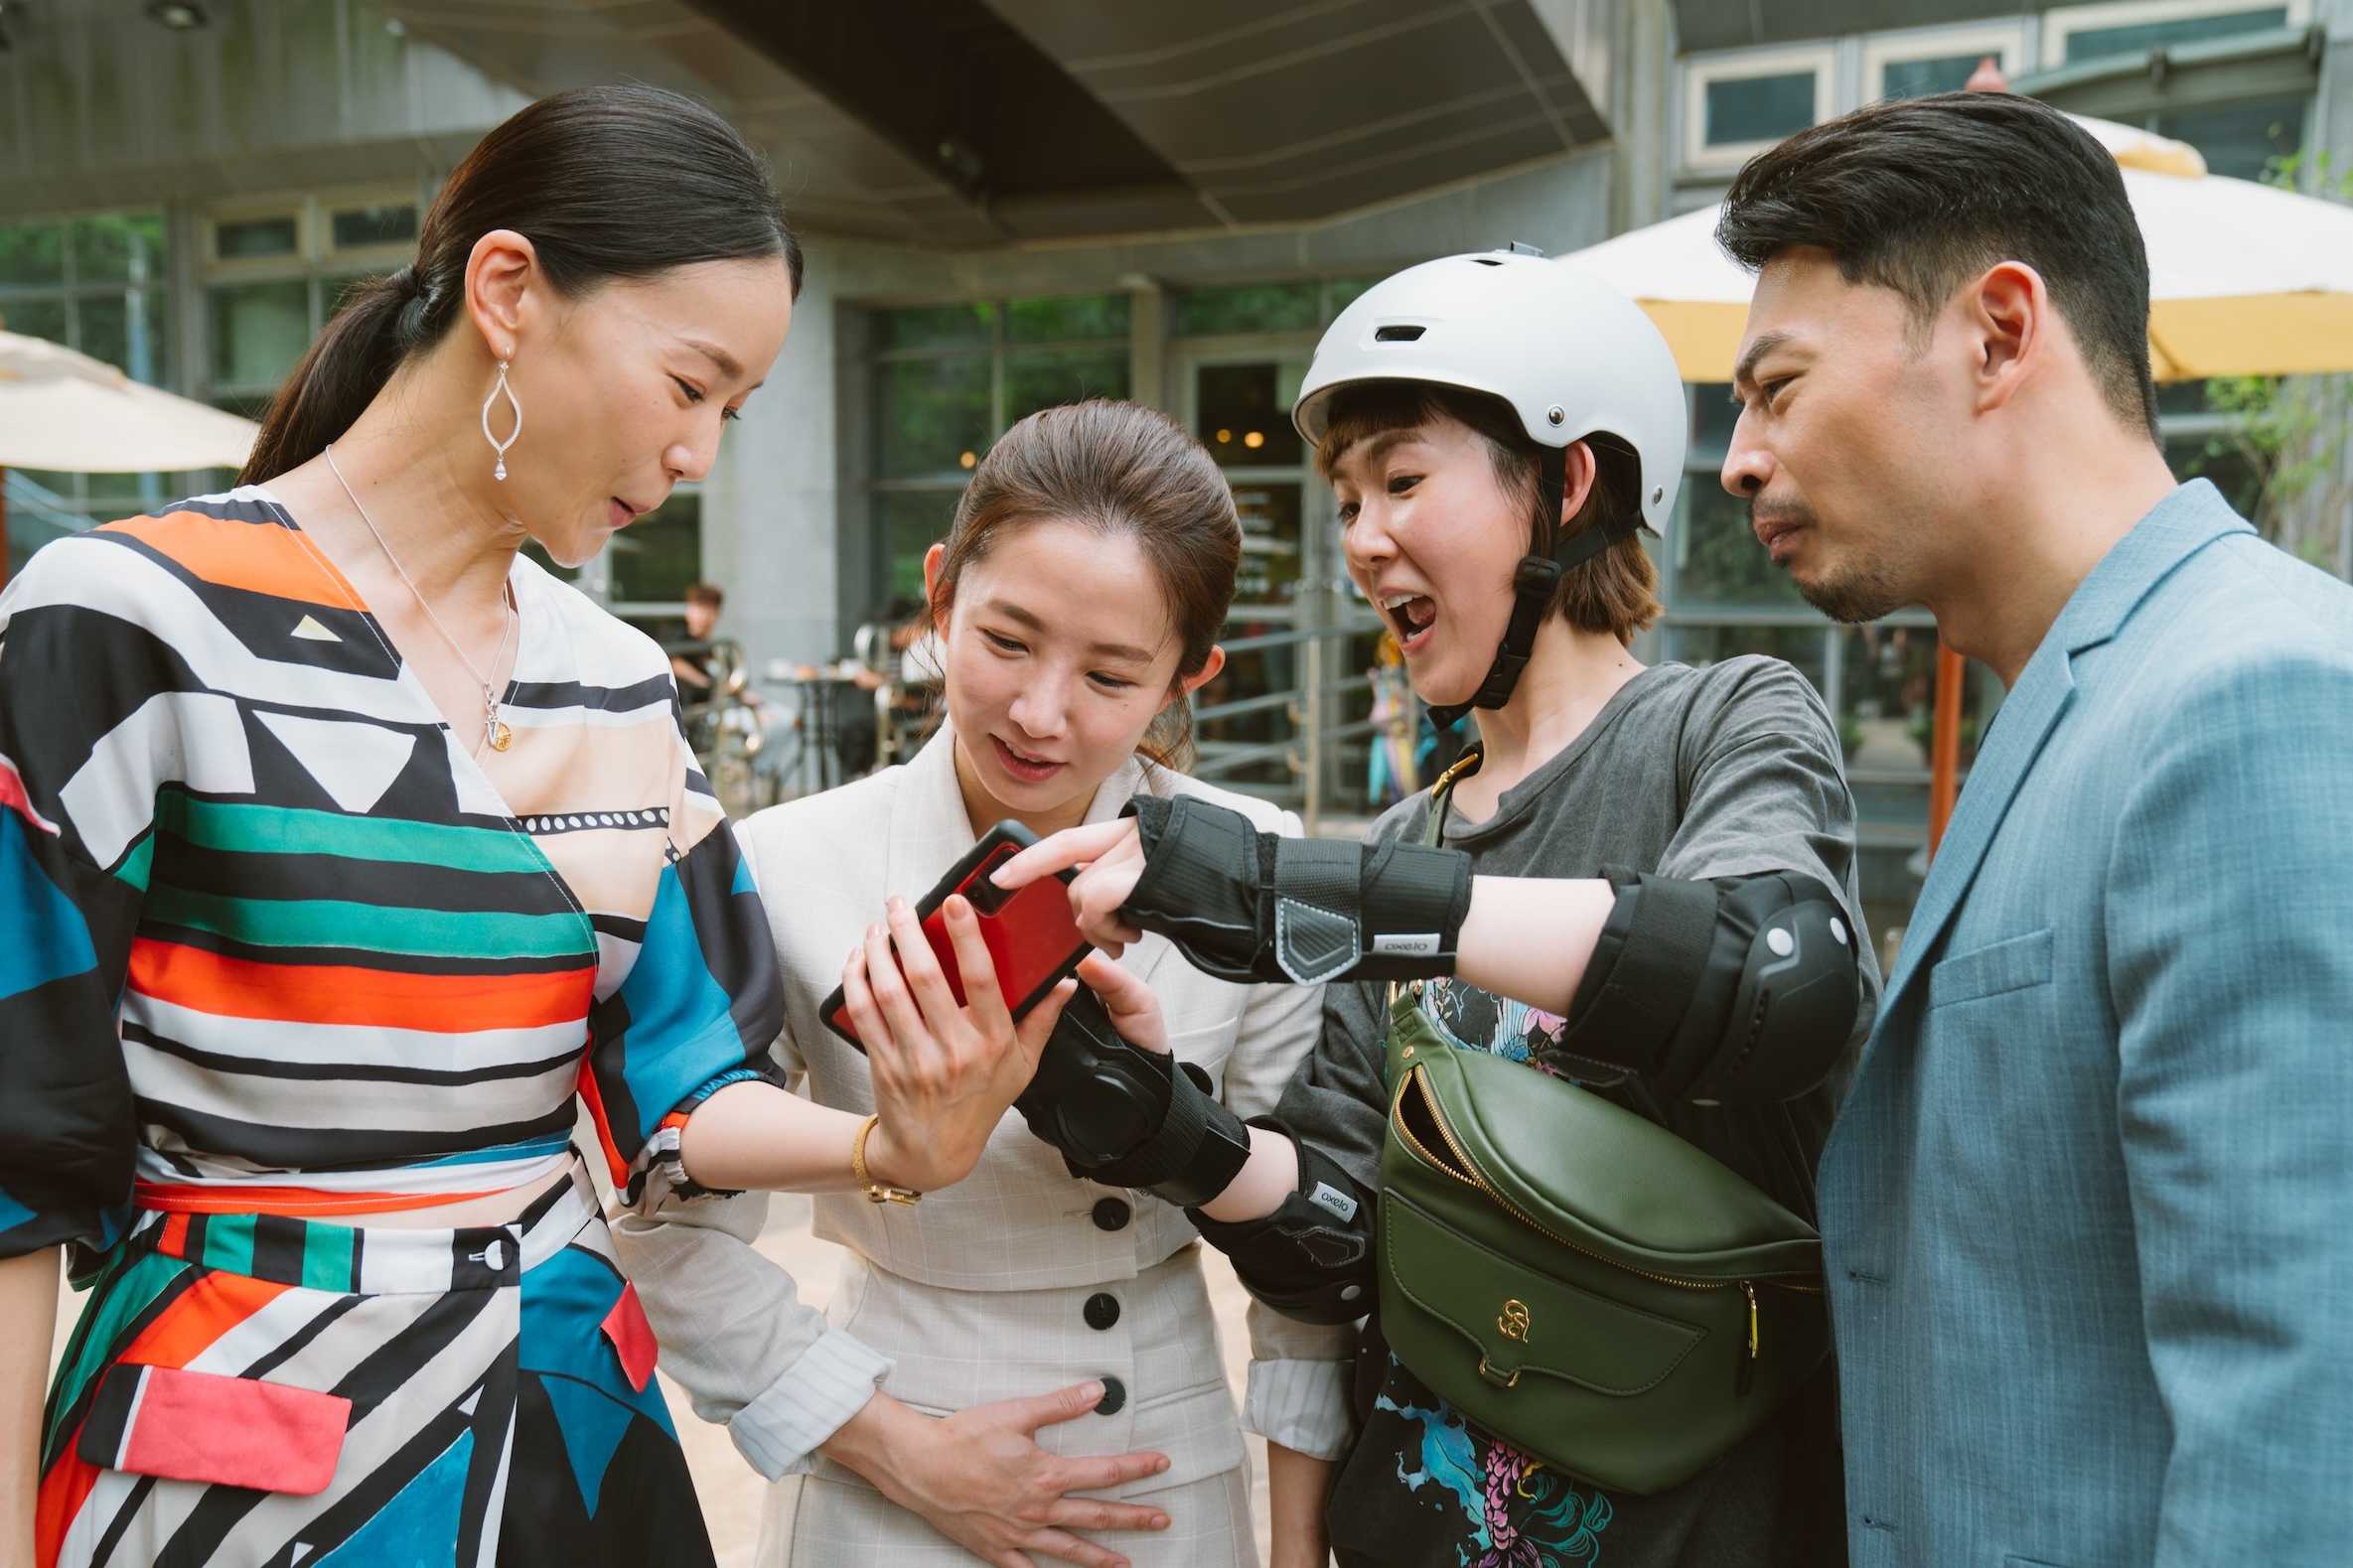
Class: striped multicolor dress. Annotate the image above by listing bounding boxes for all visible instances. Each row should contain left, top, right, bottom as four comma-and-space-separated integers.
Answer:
0, 489, 786, 1567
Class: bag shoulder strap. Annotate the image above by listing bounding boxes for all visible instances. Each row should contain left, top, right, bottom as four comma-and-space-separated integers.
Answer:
1385, 749, 1486, 1090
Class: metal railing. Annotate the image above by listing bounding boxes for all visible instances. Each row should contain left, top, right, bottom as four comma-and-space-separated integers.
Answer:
1188, 612, 1406, 835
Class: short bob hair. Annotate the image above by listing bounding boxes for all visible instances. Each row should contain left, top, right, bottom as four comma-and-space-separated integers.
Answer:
1315, 381, 1659, 644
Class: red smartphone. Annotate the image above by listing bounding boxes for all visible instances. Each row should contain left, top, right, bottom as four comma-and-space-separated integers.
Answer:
820, 821, 1091, 1051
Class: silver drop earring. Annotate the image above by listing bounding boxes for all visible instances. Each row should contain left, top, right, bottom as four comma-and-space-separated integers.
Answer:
481, 358, 522, 481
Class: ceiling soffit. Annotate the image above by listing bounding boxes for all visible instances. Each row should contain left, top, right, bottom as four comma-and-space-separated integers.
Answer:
372, 0, 1609, 246
992, 0, 1607, 224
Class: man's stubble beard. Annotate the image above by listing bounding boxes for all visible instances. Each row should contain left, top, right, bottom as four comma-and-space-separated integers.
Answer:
1750, 495, 1913, 625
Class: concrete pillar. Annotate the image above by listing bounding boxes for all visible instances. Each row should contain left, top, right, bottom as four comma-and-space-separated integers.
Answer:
705, 238, 839, 671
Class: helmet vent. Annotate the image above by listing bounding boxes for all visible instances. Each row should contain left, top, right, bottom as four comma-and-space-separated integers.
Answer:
1471, 258, 1503, 266
1373, 325, 1425, 343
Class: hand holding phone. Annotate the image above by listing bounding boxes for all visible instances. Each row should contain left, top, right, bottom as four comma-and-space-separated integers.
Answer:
837, 890, 1083, 1195
822, 822, 1094, 1049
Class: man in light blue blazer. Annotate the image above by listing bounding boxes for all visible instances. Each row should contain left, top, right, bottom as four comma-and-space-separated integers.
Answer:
1711, 93, 2353, 1564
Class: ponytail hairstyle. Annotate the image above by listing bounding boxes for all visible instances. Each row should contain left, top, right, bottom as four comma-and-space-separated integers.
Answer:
240, 85, 799, 484
929, 402, 1241, 772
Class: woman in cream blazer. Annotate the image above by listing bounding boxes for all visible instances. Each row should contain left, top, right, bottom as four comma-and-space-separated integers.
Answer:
618, 404, 1355, 1567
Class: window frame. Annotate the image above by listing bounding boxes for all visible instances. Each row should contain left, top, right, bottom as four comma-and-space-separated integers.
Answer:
2039, 0, 2310, 67
1682, 44, 1838, 172
1861, 21, 2034, 101
199, 186, 422, 408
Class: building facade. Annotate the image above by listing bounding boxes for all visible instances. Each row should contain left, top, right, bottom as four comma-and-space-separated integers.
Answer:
7, 0, 2350, 937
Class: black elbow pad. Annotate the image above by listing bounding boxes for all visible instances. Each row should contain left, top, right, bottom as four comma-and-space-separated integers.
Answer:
1544, 870, 1860, 1102
1190, 1134, 1377, 1325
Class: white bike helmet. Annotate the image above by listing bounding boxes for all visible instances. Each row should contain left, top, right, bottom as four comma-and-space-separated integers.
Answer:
1292, 246, 1689, 723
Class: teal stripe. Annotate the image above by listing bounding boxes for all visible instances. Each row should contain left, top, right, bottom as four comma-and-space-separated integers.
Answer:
301, 1223, 355, 1292
44, 1249, 189, 1464
201, 1212, 255, 1276
144, 884, 594, 959
154, 792, 545, 875
114, 833, 155, 891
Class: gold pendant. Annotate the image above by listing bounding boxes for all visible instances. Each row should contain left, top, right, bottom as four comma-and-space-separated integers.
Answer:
488, 716, 513, 752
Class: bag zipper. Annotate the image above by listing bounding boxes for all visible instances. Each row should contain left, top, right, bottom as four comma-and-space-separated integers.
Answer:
1738, 1280, 1760, 1396
1394, 1063, 1818, 1297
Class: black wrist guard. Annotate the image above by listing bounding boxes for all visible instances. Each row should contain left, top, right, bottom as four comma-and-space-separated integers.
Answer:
1191, 1132, 1377, 1325
1120, 794, 1472, 985
1014, 984, 1253, 1211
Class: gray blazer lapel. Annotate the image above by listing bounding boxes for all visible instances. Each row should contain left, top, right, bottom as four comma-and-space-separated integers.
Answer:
1878, 482, 2250, 1012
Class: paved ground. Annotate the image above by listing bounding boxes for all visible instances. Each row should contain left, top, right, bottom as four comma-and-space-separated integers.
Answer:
48, 1198, 1276, 1568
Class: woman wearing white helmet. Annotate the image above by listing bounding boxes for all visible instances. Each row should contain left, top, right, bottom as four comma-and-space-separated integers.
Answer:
994, 250, 1879, 1566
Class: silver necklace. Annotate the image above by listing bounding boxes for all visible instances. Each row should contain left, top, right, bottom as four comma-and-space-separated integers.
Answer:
326, 444, 517, 755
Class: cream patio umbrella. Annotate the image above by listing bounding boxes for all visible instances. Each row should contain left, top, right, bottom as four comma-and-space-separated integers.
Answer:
1556, 120, 2353, 383
1558, 111, 2353, 860
0, 329, 259, 472
0, 328, 259, 587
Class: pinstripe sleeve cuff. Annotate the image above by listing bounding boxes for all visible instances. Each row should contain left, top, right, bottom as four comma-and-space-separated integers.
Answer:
725, 1328, 895, 1481
1243, 1357, 1355, 1461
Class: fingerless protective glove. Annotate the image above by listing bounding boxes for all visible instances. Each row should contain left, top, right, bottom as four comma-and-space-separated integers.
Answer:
1014, 983, 1253, 1211
1119, 794, 1473, 986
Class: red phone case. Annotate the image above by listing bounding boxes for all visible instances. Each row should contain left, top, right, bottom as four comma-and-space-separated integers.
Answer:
821, 825, 1089, 1049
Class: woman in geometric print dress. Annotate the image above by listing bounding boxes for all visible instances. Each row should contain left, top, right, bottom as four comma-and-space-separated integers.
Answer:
0, 86, 1093, 1568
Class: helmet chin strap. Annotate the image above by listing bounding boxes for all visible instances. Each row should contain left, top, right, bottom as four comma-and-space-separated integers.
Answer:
1424, 445, 1644, 731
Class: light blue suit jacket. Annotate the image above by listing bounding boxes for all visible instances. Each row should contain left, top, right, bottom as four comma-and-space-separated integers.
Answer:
1820, 482, 2353, 1567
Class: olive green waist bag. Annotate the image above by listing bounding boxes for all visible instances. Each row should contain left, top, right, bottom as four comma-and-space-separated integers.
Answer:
1375, 785, 1830, 1496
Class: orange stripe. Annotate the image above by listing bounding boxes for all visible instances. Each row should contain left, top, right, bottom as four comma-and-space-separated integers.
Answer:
574, 1056, 630, 1191
129, 939, 595, 1033
135, 1183, 503, 1216
96, 510, 364, 606
119, 1269, 290, 1372
158, 1212, 190, 1255
36, 1439, 100, 1568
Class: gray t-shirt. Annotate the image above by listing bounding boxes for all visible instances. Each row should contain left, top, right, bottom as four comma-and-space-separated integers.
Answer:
1299, 656, 1879, 1568
1276, 653, 1881, 1222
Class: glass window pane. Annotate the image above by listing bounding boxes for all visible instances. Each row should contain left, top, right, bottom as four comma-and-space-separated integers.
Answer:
609, 494, 700, 603
2168, 432, 2264, 519
216, 215, 301, 260
877, 302, 994, 351
1005, 292, 1127, 345
1197, 362, 1303, 467
1003, 348, 1128, 425
1836, 623, 1996, 771
2155, 378, 2215, 416
2065, 8, 2284, 63
72, 213, 165, 286
1229, 482, 1302, 606
1881, 53, 1991, 100
1690, 381, 1739, 460
332, 204, 418, 250
876, 355, 993, 478
0, 219, 66, 289
1668, 624, 1827, 694
1705, 71, 1816, 146
2155, 96, 2303, 183
1327, 276, 1385, 318
875, 490, 960, 607
74, 293, 170, 382
1175, 283, 1319, 337
1672, 485, 1804, 606
2, 298, 69, 347
209, 280, 312, 389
